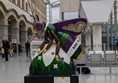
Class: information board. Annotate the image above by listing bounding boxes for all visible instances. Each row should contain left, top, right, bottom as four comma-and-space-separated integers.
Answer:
30, 41, 42, 59
54, 77, 70, 83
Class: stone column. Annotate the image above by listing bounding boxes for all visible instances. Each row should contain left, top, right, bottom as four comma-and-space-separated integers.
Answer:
20, 31, 27, 51
86, 31, 92, 50
10, 29, 19, 53
20, 31, 27, 43
11, 29, 19, 43
92, 24, 102, 51
0, 25, 8, 42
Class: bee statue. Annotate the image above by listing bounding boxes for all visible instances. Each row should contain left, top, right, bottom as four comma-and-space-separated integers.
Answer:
29, 18, 87, 75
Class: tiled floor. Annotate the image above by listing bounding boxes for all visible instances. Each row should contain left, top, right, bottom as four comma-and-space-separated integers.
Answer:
0, 52, 118, 83
0, 52, 30, 83
79, 74, 118, 83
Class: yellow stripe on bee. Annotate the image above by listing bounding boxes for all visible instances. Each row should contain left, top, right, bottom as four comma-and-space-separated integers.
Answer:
61, 77, 64, 80
76, 51, 83, 61
52, 43, 57, 46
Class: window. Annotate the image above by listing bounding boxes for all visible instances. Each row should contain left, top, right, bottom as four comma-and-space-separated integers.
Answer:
26, 3, 28, 12
12, 0, 16, 4
22, 0, 24, 10
18, 0, 20, 7
16, 0, 18, 5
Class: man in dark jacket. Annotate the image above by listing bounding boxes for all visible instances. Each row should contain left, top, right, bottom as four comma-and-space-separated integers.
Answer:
3, 39, 10, 62
25, 41, 30, 58
116, 41, 118, 51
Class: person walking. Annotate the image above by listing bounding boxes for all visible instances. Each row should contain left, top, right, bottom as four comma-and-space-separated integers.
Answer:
9, 42, 14, 57
83, 45, 90, 59
3, 39, 10, 62
1, 40, 5, 59
116, 41, 118, 54
18, 42, 22, 56
116, 41, 118, 50
116, 41, 118, 61
25, 41, 30, 58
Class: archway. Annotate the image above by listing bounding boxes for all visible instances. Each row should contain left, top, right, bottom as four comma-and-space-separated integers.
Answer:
8, 15, 17, 42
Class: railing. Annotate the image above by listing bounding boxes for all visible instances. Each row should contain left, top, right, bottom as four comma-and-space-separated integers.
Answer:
76, 50, 118, 74
87, 50, 118, 64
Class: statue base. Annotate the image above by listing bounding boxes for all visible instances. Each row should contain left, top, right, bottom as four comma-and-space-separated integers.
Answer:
24, 74, 79, 83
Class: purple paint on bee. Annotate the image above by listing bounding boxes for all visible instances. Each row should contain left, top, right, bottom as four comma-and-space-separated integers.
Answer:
36, 22, 43, 31
62, 36, 76, 52
53, 18, 87, 36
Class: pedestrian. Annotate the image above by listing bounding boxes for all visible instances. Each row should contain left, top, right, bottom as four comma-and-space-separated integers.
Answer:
18, 42, 22, 56
3, 39, 10, 62
83, 45, 88, 53
25, 41, 30, 58
9, 42, 14, 57
115, 41, 118, 61
116, 41, 118, 55
1, 40, 5, 58
116, 41, 118, 50
83, 45, 89, 58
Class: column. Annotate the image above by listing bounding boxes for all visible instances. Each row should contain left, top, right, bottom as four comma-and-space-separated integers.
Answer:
20, 31, 27, 51
0, 25, 8, 41
20, 31, 27, 43
11, 29, 19, 43
86, 31, 92, 50
92, 24, 102, 51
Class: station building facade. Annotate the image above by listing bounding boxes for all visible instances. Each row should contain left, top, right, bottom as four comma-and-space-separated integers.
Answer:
0, 0, 46, 49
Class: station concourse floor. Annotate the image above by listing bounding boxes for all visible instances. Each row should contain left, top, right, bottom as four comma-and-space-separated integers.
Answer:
0, 52, 118, 83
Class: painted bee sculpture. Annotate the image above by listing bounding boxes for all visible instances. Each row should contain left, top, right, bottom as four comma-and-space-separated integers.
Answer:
30, 18, 87, 75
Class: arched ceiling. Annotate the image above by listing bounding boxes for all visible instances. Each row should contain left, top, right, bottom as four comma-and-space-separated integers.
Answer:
43, 0, 59, 4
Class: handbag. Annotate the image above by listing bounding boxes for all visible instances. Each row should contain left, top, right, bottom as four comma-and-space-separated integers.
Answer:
1, 48, 4, 54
